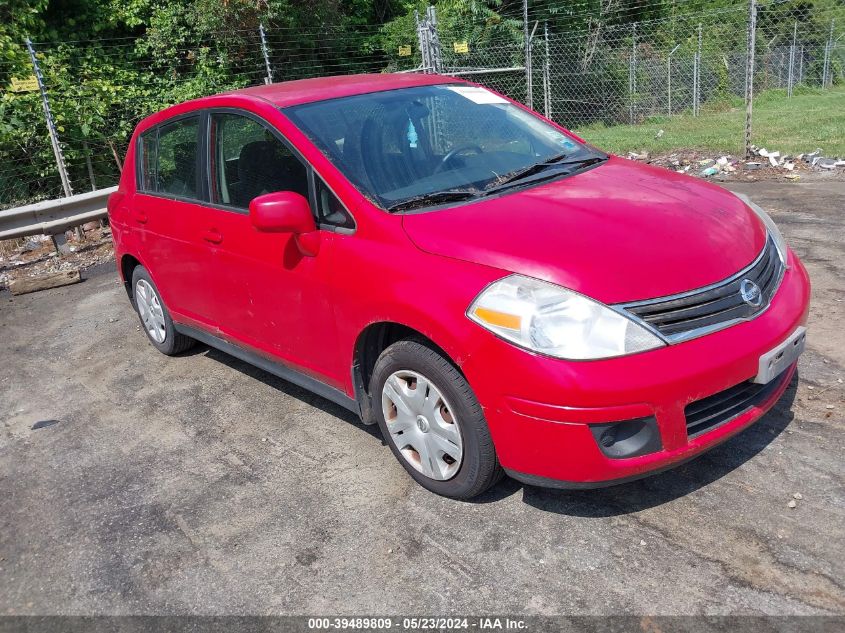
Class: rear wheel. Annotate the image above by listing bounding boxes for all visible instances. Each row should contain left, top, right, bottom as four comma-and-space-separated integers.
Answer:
371, 338, 502, 499
131, 266, 195, 355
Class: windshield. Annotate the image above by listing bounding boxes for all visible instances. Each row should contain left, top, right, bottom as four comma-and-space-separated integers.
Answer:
284, 84, 602, 212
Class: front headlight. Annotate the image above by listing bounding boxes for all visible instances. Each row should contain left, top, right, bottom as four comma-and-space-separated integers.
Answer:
733, 192, 789, 266
467, 275, 665, 360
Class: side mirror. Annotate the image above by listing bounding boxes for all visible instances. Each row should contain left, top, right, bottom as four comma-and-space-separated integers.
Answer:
250, 191, 316, 234
249, 191, 320, 256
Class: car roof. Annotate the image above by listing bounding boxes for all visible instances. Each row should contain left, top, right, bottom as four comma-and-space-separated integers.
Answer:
226, 72, 464, 107
134, 73, 470, 134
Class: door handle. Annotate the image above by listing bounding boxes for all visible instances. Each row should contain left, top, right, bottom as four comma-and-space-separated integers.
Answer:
203, 229, 223, 244
134, 211, 148, 224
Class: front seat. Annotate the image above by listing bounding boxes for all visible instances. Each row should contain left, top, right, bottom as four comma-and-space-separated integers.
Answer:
234, 140, 297, 207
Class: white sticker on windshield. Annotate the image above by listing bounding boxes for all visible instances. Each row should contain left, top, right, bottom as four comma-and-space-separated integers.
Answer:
446, 86, 508, 104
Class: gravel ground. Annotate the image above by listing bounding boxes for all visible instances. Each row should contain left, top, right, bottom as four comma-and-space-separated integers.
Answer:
0, 181, 842, 616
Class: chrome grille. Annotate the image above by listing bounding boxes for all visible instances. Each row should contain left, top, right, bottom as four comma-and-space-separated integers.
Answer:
619, 238, 784, 342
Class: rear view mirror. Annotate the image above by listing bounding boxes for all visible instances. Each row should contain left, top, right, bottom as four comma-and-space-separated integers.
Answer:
249, 191, 320, 256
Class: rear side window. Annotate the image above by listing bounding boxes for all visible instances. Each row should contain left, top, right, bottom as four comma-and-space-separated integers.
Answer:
156, 117, 200, 198
210, 112, 307, 210
137, 116, 200, 199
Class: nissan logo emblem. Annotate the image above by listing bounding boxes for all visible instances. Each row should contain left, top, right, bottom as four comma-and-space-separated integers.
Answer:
740, 279, 763, 307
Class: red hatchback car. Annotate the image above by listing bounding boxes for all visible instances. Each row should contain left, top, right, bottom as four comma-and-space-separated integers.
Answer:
108, 73, 810, 499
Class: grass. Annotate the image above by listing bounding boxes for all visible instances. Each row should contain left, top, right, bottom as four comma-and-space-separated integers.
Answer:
574, 86, 845, 157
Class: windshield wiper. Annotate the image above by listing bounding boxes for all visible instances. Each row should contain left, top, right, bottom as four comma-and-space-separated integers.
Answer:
485, 154, 607, 194
385, 189, 481, 213
383, 155, 607, 212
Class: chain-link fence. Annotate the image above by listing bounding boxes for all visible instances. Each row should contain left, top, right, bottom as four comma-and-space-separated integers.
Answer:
1, 1, 843, 212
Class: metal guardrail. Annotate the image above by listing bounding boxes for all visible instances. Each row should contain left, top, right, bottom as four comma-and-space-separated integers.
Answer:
0, 186, 116, 241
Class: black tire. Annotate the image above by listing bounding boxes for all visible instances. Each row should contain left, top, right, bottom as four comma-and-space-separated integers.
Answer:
130, 265, 195, 356
371, 338, 503, 499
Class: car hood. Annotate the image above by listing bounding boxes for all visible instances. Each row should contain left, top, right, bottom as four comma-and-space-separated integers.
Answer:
401, 156, 768, 304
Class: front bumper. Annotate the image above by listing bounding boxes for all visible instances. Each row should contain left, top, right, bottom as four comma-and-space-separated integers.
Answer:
461, 249, 810, 487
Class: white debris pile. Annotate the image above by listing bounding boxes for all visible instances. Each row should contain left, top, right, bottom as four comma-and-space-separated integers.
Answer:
748, 146, 845, 172
696, 155, 738, 177
625, 146, 845, 180
625, 151, 741, 177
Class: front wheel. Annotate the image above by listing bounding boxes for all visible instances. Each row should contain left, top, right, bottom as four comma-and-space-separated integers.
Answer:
371, 338, 502, 499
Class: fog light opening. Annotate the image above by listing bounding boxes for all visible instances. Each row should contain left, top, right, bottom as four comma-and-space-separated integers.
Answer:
590, 416, 662, 460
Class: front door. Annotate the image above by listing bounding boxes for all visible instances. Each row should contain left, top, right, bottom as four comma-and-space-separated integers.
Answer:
202, 110, 345, 387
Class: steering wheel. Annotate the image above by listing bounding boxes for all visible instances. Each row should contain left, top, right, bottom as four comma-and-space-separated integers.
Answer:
434, 144, 484, 174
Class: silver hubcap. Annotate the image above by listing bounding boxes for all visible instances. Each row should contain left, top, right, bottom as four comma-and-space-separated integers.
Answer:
135, 279, 166, 344
381, 370, 463, 481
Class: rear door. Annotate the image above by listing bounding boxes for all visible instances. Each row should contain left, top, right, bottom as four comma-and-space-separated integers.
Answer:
200, 109, 351, 386
133, 114, 219, 329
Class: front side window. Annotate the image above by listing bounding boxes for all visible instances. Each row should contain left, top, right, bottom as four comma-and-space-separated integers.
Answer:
314, 176, 355, 230
155, 116, 200, 198
284, 84, 601, 212
210, 112, 308, 210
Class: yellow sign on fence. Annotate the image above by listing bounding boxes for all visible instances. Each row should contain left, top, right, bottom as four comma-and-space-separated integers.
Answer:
398, 45, 412, 57
9, 76, 39, 93
453, 41, 469, 54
